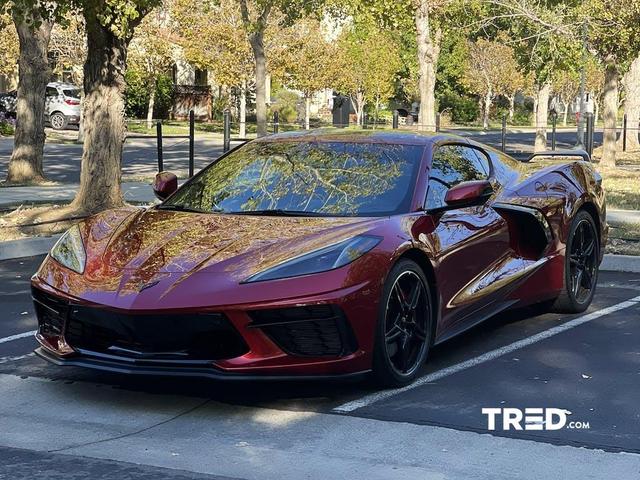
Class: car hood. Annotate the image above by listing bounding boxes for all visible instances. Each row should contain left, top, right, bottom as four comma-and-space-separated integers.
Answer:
78, 207, 384, 282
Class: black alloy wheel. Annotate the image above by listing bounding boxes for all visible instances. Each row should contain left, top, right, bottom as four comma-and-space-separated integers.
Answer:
553, 210, 599, 313
373, 259, 432, 387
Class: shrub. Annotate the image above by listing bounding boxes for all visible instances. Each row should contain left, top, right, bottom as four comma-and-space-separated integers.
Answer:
437, 91, 479, 124
0, 113, 15, 136
125, 71, 174, 119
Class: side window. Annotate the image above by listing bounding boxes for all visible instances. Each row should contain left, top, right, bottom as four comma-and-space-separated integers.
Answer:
425, 145, 490, 210
45, 87, 58, 98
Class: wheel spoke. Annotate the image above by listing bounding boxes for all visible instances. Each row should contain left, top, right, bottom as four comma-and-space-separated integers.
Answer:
407, 280, 422, 311
393, 282, 406, 311
573, 269, 583, 296
413, 323, 427, 341
583, 238, 595, 257
386, 324, 403, 344
581, 268, 593, 290
397, 333, 411, 372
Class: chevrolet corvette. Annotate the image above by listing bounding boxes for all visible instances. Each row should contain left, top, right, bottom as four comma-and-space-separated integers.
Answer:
32, 130, 607, 387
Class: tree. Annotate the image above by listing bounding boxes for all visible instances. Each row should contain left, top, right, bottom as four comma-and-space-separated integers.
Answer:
235, 0, 320, 137
0, 14, 19, 79
552, 69, 579, 126
283, 19, 334, 130
482, 1, 581, 150
586, 0, 640, 163
333, 25, 401, 126
129, 7, 173, 129
463, 38, 516, 129
620, 53, 640, 151
2, 1, 58, 184
69, 0, 161, 214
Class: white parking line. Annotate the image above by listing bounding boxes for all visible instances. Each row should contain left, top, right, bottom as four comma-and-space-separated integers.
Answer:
0, 330, 36, 345
333, 295, 640, 413
0, 353, 35, 364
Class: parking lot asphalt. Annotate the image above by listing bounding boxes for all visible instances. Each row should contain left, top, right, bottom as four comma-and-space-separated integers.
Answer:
1, 255, 639, 479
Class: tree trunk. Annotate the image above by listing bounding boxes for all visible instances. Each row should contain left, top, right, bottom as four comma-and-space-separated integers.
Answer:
534, 82, 550, 152
601, 59, 619, 167
483, 90, 492, 130
239, 80, 246, 138
70, 15, 132, 214
5, 12, 52, 184
304, 95, 310, 130
146, 82, 155, 130
531, 95, 538, 127
594, 99, 600, 126
508, 95, 515, 123
415, 0, 441, 131
621, 54, 640, 151
562, 100, 569, 126
352, 92, 365, 126
249, 30, 267, 137
77, 92, 85, 142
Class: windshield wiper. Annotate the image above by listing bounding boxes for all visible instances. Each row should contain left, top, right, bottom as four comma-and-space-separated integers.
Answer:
231, 209, 326, 217
156, 204, 210, 214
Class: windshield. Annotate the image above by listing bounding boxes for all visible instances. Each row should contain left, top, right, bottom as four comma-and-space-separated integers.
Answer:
162, 141, 423, 216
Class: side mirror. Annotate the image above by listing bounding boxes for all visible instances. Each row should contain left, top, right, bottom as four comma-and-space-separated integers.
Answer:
153, 172, 178, 201
444, 180, 493, 208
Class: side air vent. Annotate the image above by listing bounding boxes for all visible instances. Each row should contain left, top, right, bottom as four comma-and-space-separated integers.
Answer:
494, 203, 552, 260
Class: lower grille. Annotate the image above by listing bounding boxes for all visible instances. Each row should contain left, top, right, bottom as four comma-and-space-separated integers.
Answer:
65, 307, 249, 360
249, 305, 357, 357
32, 287, 68, 336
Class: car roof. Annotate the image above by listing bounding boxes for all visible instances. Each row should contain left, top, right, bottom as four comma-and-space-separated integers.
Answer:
47, 82, 80, 89
255, 128, 470, 146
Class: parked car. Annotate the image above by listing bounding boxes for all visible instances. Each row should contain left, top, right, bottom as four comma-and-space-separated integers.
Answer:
0, 90, 17, 118
45, 82, 81, 130
0, 83, 81, 129
31, 130, 607, 387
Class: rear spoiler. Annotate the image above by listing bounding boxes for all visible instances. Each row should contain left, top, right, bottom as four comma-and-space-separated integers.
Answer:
525, 149, 590, 163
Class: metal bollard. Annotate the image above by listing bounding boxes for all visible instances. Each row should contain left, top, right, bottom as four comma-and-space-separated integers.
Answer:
392, 110, 399, 129
585, 113, 594, 157
156, 121, 163, 172
435, 113, 441, 132
223, 110, 231, 153
501, 115, 507, 152
623, 113, 628, 152
188, 110, 195, 177
273, 111, 279, 134
551, 112, 557, 151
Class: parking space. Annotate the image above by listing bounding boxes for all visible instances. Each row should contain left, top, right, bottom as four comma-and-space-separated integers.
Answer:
1, 255, 640, 477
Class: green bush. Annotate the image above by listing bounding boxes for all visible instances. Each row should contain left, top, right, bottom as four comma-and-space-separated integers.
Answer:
437, 91, 478, 124
0, 114, 14, 136
269, 89, 300, 124
125, 70, 174, 119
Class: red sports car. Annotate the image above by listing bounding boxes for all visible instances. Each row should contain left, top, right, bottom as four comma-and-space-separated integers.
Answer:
32, 130, 607, 387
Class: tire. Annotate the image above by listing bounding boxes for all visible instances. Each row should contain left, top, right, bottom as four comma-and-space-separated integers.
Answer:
552, 210, 599, 313
372, 259, 433, 388
49, 112, 68, 130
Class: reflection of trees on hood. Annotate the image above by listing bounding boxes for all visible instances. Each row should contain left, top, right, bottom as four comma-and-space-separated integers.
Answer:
169, 142, 417, 215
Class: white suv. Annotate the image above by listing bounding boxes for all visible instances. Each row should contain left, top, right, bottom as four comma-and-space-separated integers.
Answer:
45, 82, 81, 130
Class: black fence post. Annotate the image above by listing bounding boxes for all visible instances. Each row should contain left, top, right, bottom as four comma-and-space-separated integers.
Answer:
392, 110, 399, 129
551, 112, 557, 151
501, 115, 507, 152
188, 110, 195, 178
623, 113, 628, 152
156, 121, 163, 172
273, 111, 279, 134
585, 112, 594, 157
223, 110, 231, 153
435, 113, 441, 132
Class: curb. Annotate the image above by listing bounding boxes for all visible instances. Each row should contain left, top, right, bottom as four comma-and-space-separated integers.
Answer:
600, 254, 640, 274
0, 234, 61, 261
1, 236, 640, 274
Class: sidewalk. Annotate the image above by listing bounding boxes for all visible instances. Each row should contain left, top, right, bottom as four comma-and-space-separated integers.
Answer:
0, 182, 158, 209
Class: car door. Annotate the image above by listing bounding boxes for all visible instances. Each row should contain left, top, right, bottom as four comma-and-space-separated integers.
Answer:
415, 143, 512, 339
44, 86, 59, 117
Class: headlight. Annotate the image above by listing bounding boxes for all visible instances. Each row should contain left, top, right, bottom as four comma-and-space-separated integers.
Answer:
50, 224, 86, 274
245, 235, 381, 283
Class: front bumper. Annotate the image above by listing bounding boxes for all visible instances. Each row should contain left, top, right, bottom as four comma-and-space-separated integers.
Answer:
34, 347, 369, 381
32, 277, 380, 379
